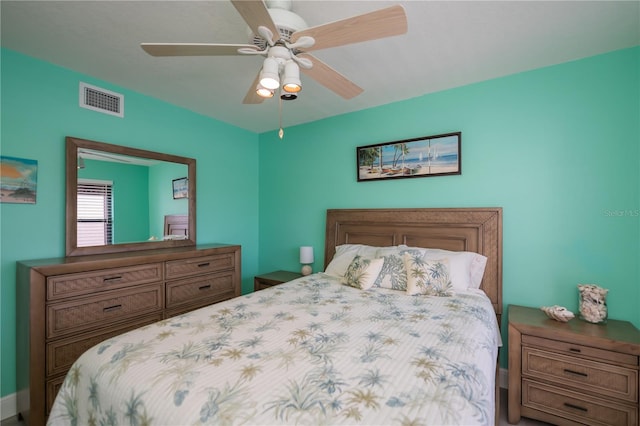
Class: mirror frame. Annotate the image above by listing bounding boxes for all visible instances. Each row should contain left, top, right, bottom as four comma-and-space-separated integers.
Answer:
66, 136, 196, 256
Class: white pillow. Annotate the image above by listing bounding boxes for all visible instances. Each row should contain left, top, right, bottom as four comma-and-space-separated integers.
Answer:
425, 248, 487, 289
324, 244, 383, 277
404, 254, 453, 296
469, 252, 488, 288
344, 256, 384, 290
400, 246, 487, 290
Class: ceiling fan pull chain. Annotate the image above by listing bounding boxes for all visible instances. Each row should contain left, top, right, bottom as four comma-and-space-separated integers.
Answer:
278, 93, 284, 139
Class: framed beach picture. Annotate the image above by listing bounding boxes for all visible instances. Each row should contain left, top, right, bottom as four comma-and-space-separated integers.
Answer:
0, 155, 38, 204
172, 177, 188, 199
357, 132, 461, 182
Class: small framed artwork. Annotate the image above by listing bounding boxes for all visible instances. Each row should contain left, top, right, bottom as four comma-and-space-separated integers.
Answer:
357, 132, 461, 182
0, 155, 38, 204
172, 177, 188, 199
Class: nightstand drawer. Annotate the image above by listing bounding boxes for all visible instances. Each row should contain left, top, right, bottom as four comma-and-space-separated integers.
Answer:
523, 379, 637, 426
523, 334, 638, 366
523, 347, 638, 402
254, 270, 303, 291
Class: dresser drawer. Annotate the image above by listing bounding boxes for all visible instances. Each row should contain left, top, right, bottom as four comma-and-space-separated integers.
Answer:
523, 379, 638, 426
46, 375, 65, 415
523, 347, 638, 402
47, 283, 164, 338
522, 334, 638, 366
165, 253, 235, 279
46, 313, 162, 377
166, 271, 236, 309
47, 263, 163, 301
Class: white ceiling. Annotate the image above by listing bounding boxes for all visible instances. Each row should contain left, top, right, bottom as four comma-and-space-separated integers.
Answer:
2, 1, 638, 133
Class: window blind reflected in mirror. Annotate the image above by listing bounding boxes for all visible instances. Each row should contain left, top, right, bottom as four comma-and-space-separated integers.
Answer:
77, 179, 113, 247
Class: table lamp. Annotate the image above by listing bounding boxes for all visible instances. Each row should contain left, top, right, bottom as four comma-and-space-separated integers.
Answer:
300, 246, 314, 276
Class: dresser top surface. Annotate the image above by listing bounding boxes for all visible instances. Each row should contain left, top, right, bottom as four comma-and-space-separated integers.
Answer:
17, 243, 240, 272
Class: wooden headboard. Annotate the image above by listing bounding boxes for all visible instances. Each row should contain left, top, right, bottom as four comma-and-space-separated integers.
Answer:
325, 208, 503, 320
164, 214, 189, 237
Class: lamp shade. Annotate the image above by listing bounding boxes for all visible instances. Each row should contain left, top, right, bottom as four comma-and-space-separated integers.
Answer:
299, 246, 314, 264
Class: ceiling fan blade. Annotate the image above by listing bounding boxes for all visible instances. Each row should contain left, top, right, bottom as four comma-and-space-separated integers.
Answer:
291, 5, 407, 52
297, 53, 363, 99
141, 43, 258, 57
231, 0, 279, 44
243, 72, 266, 104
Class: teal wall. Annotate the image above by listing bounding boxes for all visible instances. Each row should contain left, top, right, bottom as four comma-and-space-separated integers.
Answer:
1, 46, 638, 399
148, 161, 189, 239
258, 47, 640, 366
0, 49, 260, 397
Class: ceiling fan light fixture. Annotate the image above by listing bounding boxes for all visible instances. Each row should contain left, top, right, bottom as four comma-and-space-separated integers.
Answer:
282, 61, 301, 93
256, 84, 274, 98
282, 82, 301, 93
259, 57, 280, 90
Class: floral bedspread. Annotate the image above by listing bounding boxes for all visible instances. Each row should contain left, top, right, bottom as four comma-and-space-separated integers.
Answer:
48, 273, 501, 426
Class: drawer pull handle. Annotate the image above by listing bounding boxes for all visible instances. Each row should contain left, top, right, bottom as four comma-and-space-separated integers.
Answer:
563, 368, 588, 378
197, 262, 211, 268
103, 276, 123, 283
199, 284, 211, 291
564, 402, 588, 412
569, 347, 581, 353
103, 304, 122, 313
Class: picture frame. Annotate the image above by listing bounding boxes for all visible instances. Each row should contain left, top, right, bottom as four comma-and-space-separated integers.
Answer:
172, 177, 188, 199
0, 155, 38, 204
357, 132, 461, 182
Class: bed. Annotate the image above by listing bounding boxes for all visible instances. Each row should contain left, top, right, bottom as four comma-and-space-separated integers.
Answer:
48, 207, 503, 426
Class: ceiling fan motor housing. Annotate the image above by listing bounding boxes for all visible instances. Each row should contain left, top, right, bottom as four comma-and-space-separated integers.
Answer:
248, 7, 308, 49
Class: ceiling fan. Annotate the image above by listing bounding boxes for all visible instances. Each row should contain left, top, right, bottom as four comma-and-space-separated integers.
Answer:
141, 0, 408, 104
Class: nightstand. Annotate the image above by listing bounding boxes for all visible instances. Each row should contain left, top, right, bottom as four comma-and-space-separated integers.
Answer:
508, 304, 640, 425
254, 270, 303, 291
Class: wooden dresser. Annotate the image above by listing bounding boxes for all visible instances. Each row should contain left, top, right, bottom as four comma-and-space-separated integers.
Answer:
16, 244, 241, 426
508, 304, 640, 426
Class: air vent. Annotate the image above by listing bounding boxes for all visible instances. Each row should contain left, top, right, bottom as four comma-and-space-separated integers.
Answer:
79, 82, 124, 118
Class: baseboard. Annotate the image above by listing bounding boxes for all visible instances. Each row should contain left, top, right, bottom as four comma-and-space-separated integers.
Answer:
499, 367, 508, 389
1, 392, 17, 421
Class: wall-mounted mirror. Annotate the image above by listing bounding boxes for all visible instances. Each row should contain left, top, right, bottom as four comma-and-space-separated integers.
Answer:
66, 136, 196, 256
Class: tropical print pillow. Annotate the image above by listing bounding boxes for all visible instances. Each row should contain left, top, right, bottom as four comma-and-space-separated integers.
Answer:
344, 255, 384, 290
404, 253, 453, 296
372, 248, 424, 291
